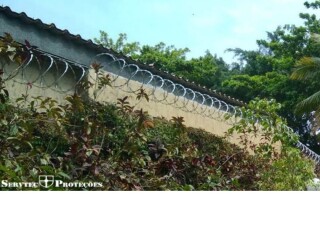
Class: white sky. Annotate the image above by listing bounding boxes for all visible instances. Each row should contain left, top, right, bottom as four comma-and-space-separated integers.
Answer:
1, 0, 318, 63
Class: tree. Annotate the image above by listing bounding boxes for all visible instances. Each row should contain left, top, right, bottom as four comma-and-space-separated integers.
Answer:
226, 48, 273, 76
94, 30, 140, 56
94, 31, 230, 89
182, 51, 229, 88
289, 2, 320, 115
220, 1, 320, 152
291, 55, 320, 115
289, 2, 320, 135
138, 42, 190, 74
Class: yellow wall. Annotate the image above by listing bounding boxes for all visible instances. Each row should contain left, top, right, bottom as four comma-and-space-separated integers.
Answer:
88, 69, 264, 147
3, 60, 77, 103
3, 62, 266, 149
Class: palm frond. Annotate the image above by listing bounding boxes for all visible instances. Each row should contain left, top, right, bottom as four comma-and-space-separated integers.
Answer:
291, 57, 320, 80
295, 90, 320, 115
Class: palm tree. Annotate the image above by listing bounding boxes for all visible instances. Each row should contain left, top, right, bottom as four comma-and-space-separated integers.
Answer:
291, 34, 320, 115
291, 56, 320, 114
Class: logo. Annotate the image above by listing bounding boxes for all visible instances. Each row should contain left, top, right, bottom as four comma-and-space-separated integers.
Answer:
38, 175, 54, 188
0, 175, 103, 189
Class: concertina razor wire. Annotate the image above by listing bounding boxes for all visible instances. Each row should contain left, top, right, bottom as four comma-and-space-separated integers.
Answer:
1, 48, 320, 163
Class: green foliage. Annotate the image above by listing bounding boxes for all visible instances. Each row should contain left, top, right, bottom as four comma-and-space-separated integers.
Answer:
0, 87, 250, 190
221, 74, 263, 102
181, 51, 229, 88
291, 55, 320, 116
1, 81, 314, 190
94, 31, 140, 56
305, 0, 320, 9
220, 2, 320, 152
0, 68, 8, 104
139, 42, 190, 68
259, 148, 315, 191
289, 31, 320, 135
0, 32, 25, 64
0, 33, 27, 103
226, 48, 273, 76
227, 99, 315, 190
94, 32, 229, 89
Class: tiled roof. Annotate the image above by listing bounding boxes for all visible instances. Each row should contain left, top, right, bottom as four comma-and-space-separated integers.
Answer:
0, 5, 245, 106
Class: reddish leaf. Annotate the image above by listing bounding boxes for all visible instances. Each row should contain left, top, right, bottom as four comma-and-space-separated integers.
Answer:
25, 40, 31, 48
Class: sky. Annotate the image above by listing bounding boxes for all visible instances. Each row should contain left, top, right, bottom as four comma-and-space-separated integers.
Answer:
0, 0, 318, 63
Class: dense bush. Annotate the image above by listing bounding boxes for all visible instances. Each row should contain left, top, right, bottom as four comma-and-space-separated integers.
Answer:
0, 87, 315, 190
0, 86, 244, 190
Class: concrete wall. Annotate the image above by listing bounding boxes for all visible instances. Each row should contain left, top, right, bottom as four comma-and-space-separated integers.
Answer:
88, 69, 263, 147
1, 59, 265, 149
2, 58, 78, 104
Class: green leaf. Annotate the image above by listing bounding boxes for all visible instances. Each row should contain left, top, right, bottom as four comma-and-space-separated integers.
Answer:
57, 171, 71, 180
86, 149, 93, 157
0, 164, 17, 178
29, 168, 38, 178
295, 90, 320, 115
40, 158, 48, 165
39, 166, 55, 174
9, 125, 18, 135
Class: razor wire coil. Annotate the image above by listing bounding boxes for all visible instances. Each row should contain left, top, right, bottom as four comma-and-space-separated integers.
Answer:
2, 49, 320, 163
